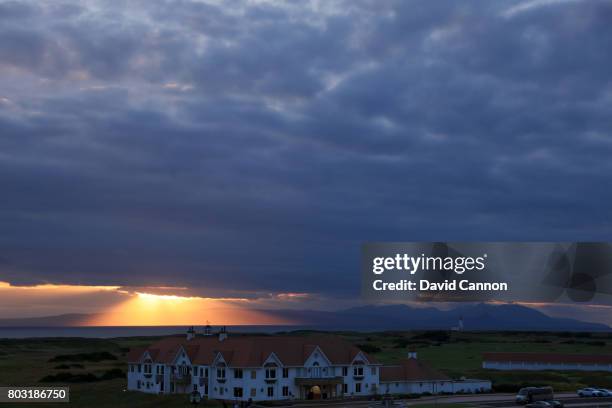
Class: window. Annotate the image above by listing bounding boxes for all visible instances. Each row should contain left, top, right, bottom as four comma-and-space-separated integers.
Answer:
342, 384, 348, 393
342, 367, 348, 376
130, 365, 134, 372
217, 368, 226, 379
355, 383, 362, 393
353, 366, 364, 376
138, 364, 142, 373
267, 387, 274, 397
137, 380, 141, 389
204, 384, 208, 395
371, 367, 377, 375
233, 387, 243, 398
312, 362, 321, 378
251, 370, 257, 379
144, 364, 152, 374
265, 368, 276, 379
234, 368, 243, 379
282, 368, 289, 378
193, 366, 198, 376
282, 386, 289, 397
219, 387, 224, 395
250, 388, 257, 397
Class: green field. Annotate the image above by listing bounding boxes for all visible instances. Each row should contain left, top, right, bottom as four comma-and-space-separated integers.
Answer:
0, 331, 611, 407
336, 330, 612, 392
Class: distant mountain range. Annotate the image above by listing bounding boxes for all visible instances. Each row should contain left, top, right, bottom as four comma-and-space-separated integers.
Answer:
0, 303, 608, 331
0, 313, 97, 327
261, 303, 610, 332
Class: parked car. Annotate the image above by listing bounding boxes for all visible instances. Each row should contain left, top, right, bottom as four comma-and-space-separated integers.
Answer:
577, 388, 604, 397
516, 387, 554, 404
597, 389, 612, 397
545, 401, 564, 408
525, 402, 551, 408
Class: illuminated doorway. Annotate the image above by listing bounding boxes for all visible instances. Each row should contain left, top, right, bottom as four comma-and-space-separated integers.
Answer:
308, 385, 321, 400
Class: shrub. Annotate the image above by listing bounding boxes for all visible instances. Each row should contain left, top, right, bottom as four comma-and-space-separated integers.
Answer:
40, 372, 98, 383
100, 368, 124, 380
40, 368, 125, 383
54, 364, 70, 370
48, 351, 117, 363
357, 343, 382, 353
412, 331, 451, 342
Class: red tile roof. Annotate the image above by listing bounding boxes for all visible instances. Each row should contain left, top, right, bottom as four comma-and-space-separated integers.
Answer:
483, 352, 612, 365
127, 346, 147, 363
128, 334, 379, 367
380, 358, 449, 382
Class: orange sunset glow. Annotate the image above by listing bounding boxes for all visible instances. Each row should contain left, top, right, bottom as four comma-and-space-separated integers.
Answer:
0, 281, 292, 326
88, 291, 290, 326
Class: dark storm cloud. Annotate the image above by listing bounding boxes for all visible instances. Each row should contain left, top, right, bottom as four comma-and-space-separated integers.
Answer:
1, 0, 612, 299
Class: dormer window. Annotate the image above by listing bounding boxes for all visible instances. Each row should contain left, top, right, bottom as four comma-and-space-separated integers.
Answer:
265, 367, 276, 379
217, 367, 226, 379
264, 362, 277, 380
312, 362, 321, 378
353, 361, 365, 377
143, 359, 153, 376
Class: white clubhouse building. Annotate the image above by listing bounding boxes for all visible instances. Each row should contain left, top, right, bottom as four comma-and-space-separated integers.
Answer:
127, 326, 490, 403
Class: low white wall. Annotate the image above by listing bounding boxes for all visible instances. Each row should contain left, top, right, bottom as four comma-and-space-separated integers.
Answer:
483, 361, 612, 372
381, 379, 491, 395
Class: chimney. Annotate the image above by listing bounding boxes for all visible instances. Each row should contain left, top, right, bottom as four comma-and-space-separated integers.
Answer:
407, 350, 417, 359
186, 326, 196, 341
218, 326, 228, 342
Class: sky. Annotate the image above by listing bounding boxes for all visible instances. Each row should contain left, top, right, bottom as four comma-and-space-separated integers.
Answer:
1, 0, 612, 325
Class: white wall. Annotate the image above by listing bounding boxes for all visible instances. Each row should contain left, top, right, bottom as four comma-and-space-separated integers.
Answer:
483, 361, 612, 372
381, 379, 491, 395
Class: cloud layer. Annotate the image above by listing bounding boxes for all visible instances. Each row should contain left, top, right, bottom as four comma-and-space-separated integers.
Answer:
1, 0, 612, 302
